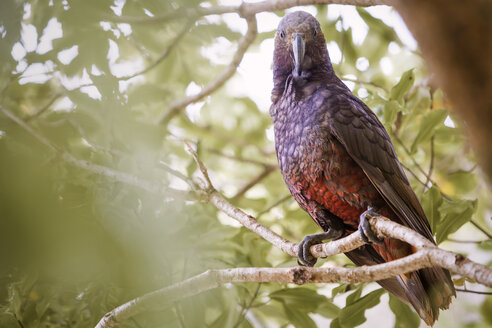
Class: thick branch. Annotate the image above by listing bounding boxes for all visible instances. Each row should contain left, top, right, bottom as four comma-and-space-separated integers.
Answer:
96, 216, 492, 328
89, 142, 492, 327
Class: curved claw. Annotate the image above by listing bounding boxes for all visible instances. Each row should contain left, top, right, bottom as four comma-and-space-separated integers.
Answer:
358, 207, 384, 244
297, 229, 344, 267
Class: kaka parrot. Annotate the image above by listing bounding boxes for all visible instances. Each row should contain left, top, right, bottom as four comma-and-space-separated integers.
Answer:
269, 11, 455, 325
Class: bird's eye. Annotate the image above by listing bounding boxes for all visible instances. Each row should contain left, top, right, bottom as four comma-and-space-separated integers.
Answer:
279, 30, 285, 39
313, 29, 318, 37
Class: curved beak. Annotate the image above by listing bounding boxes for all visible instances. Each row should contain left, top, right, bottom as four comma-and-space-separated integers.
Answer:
292, 33, 305, 76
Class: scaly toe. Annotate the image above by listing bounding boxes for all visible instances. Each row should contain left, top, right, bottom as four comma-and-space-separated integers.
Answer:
359, 208, 384, 244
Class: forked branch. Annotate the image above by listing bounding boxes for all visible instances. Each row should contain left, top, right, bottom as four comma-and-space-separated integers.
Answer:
95, 143, 492, 328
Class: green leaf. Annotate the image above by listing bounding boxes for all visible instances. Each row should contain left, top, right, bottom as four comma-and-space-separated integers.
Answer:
405, 87, 431, 114
331, 284, 349, 298
389, 294, 420, 328
421, 185, 443, 233
209, 308, 237, 328
345, 284, 363, 305
479, 239, 492, 251
390, 69, 414, 104
339, 289, 385, 328
0, 312, 21, 328
436, 198, 478, 244
383, 100, 401, 126
330, 318, 342, 328
282, 303, 317, 328
481, 296, 492, 326
270, 288, 328, 312
317, 301, 341, 319
410, 108, 448, 153
356, 9, 402, 45
447, 170, 478, 195
35, 297, 51, 318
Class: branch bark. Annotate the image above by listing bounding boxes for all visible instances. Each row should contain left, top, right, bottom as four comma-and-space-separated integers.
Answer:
95, 143, 492, 328
110, 0, 391, 25
95, 215, 492, 328
5, 104, 490, 328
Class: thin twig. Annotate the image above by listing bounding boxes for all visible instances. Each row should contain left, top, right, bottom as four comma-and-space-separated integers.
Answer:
159, 161, 194, 187
232, 165, 277, 199
455, 288, 492, 295
1, 105, 58, 152
392, 133, 429, 178
184, 141, 213, 190
207, 148, 272, 167
118, 20, 194, 81
394, 133, 492, 239
424, 136, 435, 190
470, 220, 492, 239
399, 161, 428, 188
24, 83, 94, 122
233, 283, 261, 328
447, 238, 487, 244
256, 194, 292, 219
341, 77, 389, 92
157, 15, 258, 125
25, 92, 63, 121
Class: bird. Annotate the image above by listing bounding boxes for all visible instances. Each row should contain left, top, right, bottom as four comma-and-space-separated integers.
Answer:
269, 11, 455, 326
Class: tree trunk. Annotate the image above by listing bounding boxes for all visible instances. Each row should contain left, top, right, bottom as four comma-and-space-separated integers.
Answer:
394, 0, 492, 182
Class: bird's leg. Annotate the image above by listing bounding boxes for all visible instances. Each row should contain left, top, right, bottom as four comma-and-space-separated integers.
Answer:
358, 206, 384, 244
297, 228, 344, 266
297, 208, 345, 267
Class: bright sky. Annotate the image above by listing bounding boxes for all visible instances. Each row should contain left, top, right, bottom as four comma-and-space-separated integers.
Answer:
12, 1, 458, 136
12, 1, 417, 110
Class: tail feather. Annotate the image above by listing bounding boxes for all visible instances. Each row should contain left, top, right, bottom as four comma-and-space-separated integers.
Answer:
345, 245, 455, 326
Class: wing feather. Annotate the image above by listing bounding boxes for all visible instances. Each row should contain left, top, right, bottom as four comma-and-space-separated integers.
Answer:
328, 94, 434, 241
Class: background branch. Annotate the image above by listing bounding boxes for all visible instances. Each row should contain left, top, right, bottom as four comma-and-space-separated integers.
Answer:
157, 16, 258, 125
110, 0, 391, 25
1, 105, 194, 201
118, 19, 194, 81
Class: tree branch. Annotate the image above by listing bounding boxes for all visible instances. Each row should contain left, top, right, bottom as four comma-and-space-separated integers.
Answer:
96, 215, 492, 328
95, 144, 492, 328
157, 16, 258, 125
231, 164, 277, 199
118, 19, 193, 81
109, 0, 391, 25
455, 288, 492, 295
0, 105, 195, 201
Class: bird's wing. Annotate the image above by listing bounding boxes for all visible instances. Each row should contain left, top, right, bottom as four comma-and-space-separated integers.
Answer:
327, 92, 434, 242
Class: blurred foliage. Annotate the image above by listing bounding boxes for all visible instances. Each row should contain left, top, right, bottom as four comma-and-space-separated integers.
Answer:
0, 1, 491, 327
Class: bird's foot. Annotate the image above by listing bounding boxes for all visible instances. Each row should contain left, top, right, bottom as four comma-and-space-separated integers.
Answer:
297, 229, 344, 267
358, 207, 384, 244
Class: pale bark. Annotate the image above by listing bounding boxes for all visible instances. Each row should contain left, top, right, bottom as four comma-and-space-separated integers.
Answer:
95, 216, 492, 328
